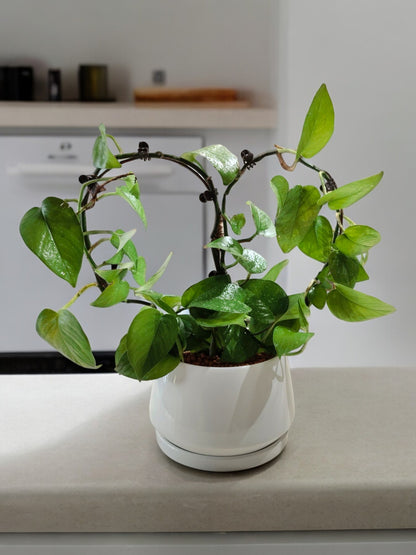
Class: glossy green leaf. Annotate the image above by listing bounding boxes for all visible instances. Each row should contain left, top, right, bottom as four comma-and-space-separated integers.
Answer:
182, 275, 250, 314
177, 314, 210, 352
189, 308, 247, 328
262, 260, 289, 282
238, 248, 267, 274
247, 201, 276, 237
115, 174, 147, 227
241, 279, 289, 318
19, 197, 83, 287
92, 124, 122, 169
36, 308, 98, 369
335, 225, 381, 257
296, 84, 334, 159
206, 236, 243, 257
181, 144, 239, 185
126, 308, 179, 380
273, 326, 314, 356
241, 279, 289, 334
228, 213, 246, 235
206, 237, 267, 274
270, 175, 289, 217
307, 283, 327, 310
327, 283, 395, 322
91, 279, 130, 307
318, 172, 383, 209
298, 215, 333, 262
220, 326, 260, 363
328, 251, 360, 287
275, 185, 321, 252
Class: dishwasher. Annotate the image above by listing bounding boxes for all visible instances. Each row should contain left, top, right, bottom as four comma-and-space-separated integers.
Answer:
0, 134, 205, 365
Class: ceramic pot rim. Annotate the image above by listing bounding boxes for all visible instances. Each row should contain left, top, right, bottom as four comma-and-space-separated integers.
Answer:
178, 354, 282, 372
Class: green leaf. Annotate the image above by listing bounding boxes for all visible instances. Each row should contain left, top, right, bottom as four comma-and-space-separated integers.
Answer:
238, 248, 267, 274
316, 266, 333, 289
131, 256, 147, 286
262, 260, 289, 282
247, 201, 276, 237
182, 144, 239, 186
126, 308, 179, 380
115, 335, 136, 380
95, 266, 130, 283
107, 230, 147, 286
357, 263, 370, 282
140, 354, 180, 381
220, 326, 260, 363
270, 175, 289, 217
206, 236, 243, 257
111, 229, 137, 254
182, 274, 250, 314
318, 172, 383, 209
307, 283, 327, 310
241, 279, 289, 334
140, 290, 178, 315
275, 185, 321, 252
327, 283, 395, 322
273, 326, 314, 356
189, 308, 247, 328
279, 294, 311, 329
36, 308, 98, 369
92, 124, 122, 169
227, 213, 246, 235
328, 250, 361, 287
296, 83, 334, 159
90, 279, 130, 307
241, 279, 289, 318
206, 237, 267, 274
298, 215, 333, 262
335, 225, 381, 257
20, 197, 84, 287
135, 252, 172, 292
177, 314, 210, 352
115, 174, 147, 227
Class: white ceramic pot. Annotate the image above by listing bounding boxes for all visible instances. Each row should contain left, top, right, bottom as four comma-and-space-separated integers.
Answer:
149, 356, 295, 472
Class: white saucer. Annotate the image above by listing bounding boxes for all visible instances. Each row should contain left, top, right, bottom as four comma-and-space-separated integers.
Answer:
155, 432, 289, 472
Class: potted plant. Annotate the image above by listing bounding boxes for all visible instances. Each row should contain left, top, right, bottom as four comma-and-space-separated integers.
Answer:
20, 84, 394, 471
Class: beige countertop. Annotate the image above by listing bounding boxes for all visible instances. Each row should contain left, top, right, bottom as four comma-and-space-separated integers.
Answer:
0, 102, 276, 130
0, 366, 415, 533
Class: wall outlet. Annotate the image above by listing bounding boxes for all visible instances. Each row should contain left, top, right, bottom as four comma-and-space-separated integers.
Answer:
152, 69, 166, 85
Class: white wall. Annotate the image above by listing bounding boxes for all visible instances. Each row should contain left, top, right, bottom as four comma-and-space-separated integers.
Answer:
274, 1, 416, 368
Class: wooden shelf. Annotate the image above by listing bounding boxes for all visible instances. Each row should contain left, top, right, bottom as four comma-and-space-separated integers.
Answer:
0, 101, 277, 130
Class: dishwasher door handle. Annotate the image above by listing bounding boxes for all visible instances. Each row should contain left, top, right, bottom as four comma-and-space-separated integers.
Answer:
6, 163, 173, 177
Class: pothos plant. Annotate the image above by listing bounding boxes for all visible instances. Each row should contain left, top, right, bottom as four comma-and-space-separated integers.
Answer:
20, 84, 395, 380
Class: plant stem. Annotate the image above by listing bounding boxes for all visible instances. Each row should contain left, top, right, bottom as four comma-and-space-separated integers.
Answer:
61, 283, 97, 310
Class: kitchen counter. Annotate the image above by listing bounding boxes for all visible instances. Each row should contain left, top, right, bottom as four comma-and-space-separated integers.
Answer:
1, 366, 415, 533
0, 101, 276, 130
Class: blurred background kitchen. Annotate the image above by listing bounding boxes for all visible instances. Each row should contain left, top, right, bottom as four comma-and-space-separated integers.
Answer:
0, 0, 413, 368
